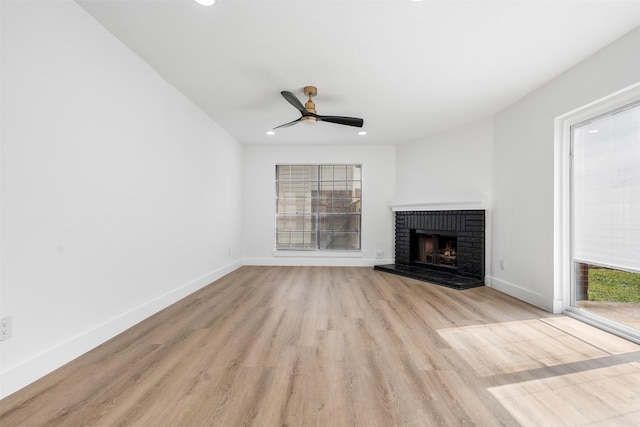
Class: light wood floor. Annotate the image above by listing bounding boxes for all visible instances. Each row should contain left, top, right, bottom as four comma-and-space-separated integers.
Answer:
2, 266, 640, 426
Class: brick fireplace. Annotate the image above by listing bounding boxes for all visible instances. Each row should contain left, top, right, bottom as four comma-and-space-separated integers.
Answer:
375, 209, 485, 290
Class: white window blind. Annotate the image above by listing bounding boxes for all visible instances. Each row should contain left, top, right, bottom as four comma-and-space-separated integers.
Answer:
572, 102, 640, 272
275, 164, 362, 251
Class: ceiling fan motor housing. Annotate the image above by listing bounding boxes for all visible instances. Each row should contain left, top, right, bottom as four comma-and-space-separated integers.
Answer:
302, 85, 317, 123
304, 100, 316, 114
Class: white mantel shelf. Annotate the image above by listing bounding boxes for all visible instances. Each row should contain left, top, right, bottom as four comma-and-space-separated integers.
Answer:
389, 201, 487, 212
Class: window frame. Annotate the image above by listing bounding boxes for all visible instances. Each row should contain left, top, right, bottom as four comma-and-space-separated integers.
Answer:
275, 164, 362, 252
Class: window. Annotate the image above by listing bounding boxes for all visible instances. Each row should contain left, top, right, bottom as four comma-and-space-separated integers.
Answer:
572, 102, 640, 276
276, 164, 361, 250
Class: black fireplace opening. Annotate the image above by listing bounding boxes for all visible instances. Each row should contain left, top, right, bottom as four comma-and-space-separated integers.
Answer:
374, 210, 485, 290
412, 231, 458, 269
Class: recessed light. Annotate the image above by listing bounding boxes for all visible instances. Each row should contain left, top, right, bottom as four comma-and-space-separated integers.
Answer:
358, 131, 367, 136
588, 130, 599, 134
266, 131, 275, 136
194, 0, 215, 6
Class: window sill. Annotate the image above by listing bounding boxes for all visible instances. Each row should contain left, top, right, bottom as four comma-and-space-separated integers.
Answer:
272, 250, 365, 258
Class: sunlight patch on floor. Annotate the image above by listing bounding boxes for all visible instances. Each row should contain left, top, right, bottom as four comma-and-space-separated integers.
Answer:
438, 318, 611, 377
439, 316, 640, 426
488, 362, 640, 426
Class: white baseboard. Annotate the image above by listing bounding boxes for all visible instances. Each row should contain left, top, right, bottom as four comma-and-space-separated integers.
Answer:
487, 276, 562, 313
0, 260, 242, 399
243, 257, 394, 267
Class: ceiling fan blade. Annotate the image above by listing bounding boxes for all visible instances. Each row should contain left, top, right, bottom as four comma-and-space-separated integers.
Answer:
316, 115, 364, 128
280, 91, 307, 115
273, 117, 302, 129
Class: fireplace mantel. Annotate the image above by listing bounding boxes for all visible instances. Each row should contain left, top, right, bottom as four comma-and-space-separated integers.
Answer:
389, 201, 487, 212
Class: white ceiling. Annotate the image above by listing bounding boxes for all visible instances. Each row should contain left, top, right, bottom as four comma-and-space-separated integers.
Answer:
76, 0, 640, 146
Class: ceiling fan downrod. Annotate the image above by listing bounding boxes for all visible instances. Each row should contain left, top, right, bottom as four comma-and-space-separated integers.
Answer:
302, 86, 317, 124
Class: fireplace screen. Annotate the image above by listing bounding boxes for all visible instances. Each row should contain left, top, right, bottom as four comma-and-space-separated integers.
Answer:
413, 232, 457, 268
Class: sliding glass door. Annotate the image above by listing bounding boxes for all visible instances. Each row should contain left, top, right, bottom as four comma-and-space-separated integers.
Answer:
571, 102, 640, 331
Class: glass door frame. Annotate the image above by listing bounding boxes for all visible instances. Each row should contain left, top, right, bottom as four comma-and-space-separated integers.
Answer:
554, 82, 640, 344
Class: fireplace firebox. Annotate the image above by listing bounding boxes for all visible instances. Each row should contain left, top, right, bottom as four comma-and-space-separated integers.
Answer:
413, 231, 458, 268
375, 210, 485, 290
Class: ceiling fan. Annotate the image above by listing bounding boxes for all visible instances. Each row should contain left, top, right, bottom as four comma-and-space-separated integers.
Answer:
274, 86, 364, 129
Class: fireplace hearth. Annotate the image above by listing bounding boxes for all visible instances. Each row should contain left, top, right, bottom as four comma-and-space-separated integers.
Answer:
375, 210, 485, 290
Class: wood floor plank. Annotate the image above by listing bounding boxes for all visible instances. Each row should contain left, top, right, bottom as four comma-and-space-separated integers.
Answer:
2, 266, 640, 426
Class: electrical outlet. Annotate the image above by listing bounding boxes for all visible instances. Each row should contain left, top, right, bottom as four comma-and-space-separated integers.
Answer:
1, 316, 12, 341
500, 259, 505, 270
375, 250, 384, 259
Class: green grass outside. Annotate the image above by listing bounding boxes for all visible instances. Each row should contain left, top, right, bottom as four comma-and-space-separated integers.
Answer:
588, 267, 640, 303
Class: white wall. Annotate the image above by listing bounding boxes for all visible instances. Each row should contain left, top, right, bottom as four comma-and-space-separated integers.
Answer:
0, 1, 243, 398
242, 145, 395, 265
395, 118, 493, 205
490, 26, 640, 312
